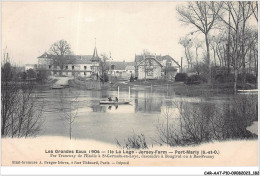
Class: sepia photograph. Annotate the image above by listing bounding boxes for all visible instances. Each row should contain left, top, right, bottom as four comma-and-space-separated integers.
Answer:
1, 1, 259, 175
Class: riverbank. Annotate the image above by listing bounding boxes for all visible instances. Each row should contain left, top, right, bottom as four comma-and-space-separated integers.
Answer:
1, 136, 258, 166
68, 79, 111, 90
113, 80, 235, 97
64, 77, 257, 97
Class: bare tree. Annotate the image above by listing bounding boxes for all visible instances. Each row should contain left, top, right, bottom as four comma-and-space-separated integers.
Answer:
249, 1, 258, 22
49, 39, 73, 72
59, 89, 79, 140
1, 52, 44, 137
99, 53, 109, 84
156, 96, 257, 147
179, 37, 193, 69
156, 104, 175, 146
194, 40, 202, 65
216, 2, 254, 92
177, 2, 223, 71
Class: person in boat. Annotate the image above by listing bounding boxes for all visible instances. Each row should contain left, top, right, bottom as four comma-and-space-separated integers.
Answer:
115, 97, 118, 102
108, 97, 112, 101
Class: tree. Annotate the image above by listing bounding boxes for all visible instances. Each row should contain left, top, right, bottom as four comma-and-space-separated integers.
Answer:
59, 89, 79, 140
99, 53, 109, 83
194, 40, 202, 65
37, 70, 49, 83
26, 69, 36, 79
216, 2, 254, 92
1, 57, 44, 137
177, 2, 223, 74
193, 62, 208, 76
179, 36, 193, 69
1, 62, 12, 82
249, 1, 258, 22
49, 40, 73, 71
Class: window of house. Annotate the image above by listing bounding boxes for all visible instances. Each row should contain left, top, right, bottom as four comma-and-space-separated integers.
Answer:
84, 66, 87, 70
72, 66, 74, 70
147, 69, 153, 76
166, 62, 171, 67
111, 65, 115, 70
65, 65, 68, 69
48, 65, 51, 69
148, 59, 152, 66
84, 72, 86, 75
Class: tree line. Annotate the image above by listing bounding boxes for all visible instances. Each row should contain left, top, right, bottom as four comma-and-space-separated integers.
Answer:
177, 1, 258, 92
1, 52, 44, 137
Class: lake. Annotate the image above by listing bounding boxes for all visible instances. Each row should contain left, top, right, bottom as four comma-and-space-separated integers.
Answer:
34, 86, 257, 146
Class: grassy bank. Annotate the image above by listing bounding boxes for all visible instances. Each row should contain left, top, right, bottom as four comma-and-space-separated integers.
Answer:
68, 77, 257, 97
68, 79, 111, 90
113, 80, 236, 97
172, 83, 235, 97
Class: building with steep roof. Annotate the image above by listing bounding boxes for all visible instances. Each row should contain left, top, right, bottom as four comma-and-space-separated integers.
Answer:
110, 61, 135, 80
37, 47, 101, 78
135, 54, 163, 79
157, 55, 180, 80
134, 54, 180, 80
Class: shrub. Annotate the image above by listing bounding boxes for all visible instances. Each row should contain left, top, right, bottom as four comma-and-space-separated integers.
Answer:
186, 75, 207, 85
116, 133, 148, 149
215, 74, 234, 83
175, 73, 188, 81
27, 69, 36, 79
103, 73, 109, 82
237, 73, 257, 84
36, 70, 49, 83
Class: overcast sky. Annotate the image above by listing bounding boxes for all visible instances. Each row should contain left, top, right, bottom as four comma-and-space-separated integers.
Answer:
3, 2, 198, 65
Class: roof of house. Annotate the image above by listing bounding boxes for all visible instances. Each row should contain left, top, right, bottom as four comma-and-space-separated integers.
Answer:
38, 46, 100, 64
125, 65, 135, 70
135, 55, 163, 67
37, 52, 53, 58
135, 54, 180, 67
53, 55, 93, 64
111, 62, 135, 70
135, 55, 145, 64
37, 53, 95, 64
159, 55, 180, 67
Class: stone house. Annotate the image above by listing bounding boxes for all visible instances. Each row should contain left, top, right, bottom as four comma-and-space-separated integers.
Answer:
37, 47, 101, 78
110, 61, 135, 80
135, 54, 180, 80
157, 55, 180, 80
135, 54, 163, 80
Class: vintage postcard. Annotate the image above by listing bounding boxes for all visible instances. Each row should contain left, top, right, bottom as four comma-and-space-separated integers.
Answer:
1, 1, 259, 175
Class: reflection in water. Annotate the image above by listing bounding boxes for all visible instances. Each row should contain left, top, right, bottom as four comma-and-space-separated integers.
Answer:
156, 94, 258, 146
34, 87, 258, 145
134, 91, 163, 113
92, 105, 107, 112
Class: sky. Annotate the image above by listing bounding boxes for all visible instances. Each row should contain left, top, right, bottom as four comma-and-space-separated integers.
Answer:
2, 2, 202, 65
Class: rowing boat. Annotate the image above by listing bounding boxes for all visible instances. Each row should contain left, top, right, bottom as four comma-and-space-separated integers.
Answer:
99, 100, 130, 105
51, 85, 64, 89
